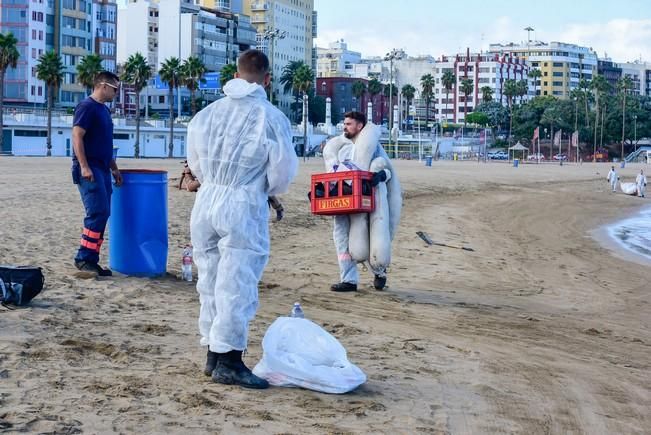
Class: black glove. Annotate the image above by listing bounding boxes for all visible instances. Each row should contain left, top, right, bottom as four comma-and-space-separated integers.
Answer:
371, 170, 387, 187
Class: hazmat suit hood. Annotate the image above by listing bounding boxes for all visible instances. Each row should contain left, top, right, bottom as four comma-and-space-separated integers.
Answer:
223, 78, 267, 100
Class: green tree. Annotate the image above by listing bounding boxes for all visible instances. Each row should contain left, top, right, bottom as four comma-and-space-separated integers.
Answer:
159, 57, 183, 158
367, 78, 382, 122
590, 75, 610, 160
121, 52, 152, 158
617, 76, 633, 158
503, 79, 518, 144
460, 78, 473, 126
181, 56, 206, 116
578, 78, 591, 128
352, 80, 367, 111
528, 68, 542, 96
219, 63, 236, 88
441, 70, 456, 122
420, 73, 435, 127
480, 86, 493, 103
401, 84, 416, 129
76, 53, 104, 92
517, 79, 529, 105
465, 112, 489, 126
0, 32, 20, 152
36, 51, 64, 157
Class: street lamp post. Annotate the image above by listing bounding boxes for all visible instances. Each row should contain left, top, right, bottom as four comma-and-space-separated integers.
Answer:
384, 48, 404, 158
262, 28, 288, 105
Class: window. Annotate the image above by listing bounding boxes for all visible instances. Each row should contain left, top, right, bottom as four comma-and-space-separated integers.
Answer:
113, 133, 130, 140
552, 72, 563, 77
552, 81, 563, 86
553, 62, 563, 67
15, 130, 47, 137
37, 86, 42, 96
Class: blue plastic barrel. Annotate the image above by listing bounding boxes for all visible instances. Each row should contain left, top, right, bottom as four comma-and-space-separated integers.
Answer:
513, 158, 519, 167
620, 161, 626, 169
109, 169, 168, 276
425, 155, 432, 166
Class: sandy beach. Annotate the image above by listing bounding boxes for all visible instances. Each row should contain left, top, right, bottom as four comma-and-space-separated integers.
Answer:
0, 157, 649, 434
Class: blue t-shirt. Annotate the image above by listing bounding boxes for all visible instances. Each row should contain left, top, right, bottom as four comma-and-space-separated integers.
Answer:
72, 97, 114, 171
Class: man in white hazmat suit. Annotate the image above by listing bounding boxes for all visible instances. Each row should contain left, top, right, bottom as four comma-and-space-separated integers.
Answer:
607, 166, 619, 192
322, 111, 402, 292
636, 169, 647, 197
187, 50, 297, 389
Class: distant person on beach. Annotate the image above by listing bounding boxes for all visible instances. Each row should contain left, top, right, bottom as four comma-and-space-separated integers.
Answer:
636, 169, 647, 197
321, 111, 402, 292
607, 166, 619, 193
71, 71, 122, 278
187, 49, 297, 389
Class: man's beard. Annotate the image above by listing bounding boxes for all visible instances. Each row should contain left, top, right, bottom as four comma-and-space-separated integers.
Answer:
344, 130, 354, 139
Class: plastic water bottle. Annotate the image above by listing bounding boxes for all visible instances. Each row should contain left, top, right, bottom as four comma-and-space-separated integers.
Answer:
182, 245, 193, 282
290, 302, 304, 318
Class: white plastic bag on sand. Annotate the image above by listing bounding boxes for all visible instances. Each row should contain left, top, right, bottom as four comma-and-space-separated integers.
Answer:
253, 317, 366, 394
620, 182, 638, 195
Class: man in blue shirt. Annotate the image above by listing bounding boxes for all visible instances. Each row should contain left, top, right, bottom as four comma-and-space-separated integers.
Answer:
71, 71, 123, 277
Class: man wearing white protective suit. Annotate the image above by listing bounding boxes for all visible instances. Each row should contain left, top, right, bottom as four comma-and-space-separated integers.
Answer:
636, 169, 647, 197
607, 166, 619, 192
187, 50, 297, 389
322, 111, 402, 292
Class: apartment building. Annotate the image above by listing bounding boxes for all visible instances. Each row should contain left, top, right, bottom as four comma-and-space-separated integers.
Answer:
488, 41, 597, 99
242, 0, 315, 114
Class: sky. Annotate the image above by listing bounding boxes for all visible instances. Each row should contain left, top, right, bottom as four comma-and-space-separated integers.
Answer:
313, 0, 651, 63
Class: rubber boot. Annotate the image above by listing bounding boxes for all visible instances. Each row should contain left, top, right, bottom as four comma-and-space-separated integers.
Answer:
204, 349, 218, 376
211, 350, 269, 389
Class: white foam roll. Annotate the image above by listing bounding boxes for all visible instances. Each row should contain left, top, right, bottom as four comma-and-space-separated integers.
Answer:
369, 181, 391, 269
348, 213, 370, 261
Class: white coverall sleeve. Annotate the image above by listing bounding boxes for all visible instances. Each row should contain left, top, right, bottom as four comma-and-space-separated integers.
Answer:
186, 116, 204, 184
266, 115, 298, 196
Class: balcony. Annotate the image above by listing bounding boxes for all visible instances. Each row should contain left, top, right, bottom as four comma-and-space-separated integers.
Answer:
251, 14, 267, 24
251, 3, 268, 11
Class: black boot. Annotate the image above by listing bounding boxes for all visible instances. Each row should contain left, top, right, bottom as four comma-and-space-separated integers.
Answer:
211, 350, 269, 389
373, 275, 387, 290
204, 349, 218, 376
331, 282, 357, 292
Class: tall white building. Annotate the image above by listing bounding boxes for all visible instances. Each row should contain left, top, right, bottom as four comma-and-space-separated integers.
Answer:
243, 0, 316, 115
316, 39, 361, 78
117, 0, 159, 68
618, 61, 650, 95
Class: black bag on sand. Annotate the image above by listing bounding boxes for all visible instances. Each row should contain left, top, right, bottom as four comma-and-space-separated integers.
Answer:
0, 266, 45, 308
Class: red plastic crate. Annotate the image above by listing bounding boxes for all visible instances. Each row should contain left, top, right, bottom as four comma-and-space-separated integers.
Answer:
310, 170, 375, 215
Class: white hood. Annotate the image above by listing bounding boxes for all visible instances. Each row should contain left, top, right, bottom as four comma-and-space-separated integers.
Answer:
223, 78, 267, 99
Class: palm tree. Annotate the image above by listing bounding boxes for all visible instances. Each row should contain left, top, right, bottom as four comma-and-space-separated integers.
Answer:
36, 51, 63, 157
159, 57, 182, 158
517, 79, 528, 104
401, 84, 415, 130
367, 78, 382, 122
220, 63, 236, 88
617, 76, 633, 159
76, 53, 103, 93
590, 75, 610, 161
441, 70, 456, 122
503, 79, 518, 145
578, 78, 591, 128
352, 80, 367, 111
181, 56, 206, 116
279, 60, 309, 121
121, 52, 151, 158
528, 68, 542, 96
480, 86, 493, 103
291, 63, 314, 157
420, 73, 435, 128
460, 78, 473, 126
0, 32, 20, 153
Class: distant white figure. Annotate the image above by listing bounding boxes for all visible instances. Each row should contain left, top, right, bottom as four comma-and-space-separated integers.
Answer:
636, 169, 647, 197
606, 166, 619, 192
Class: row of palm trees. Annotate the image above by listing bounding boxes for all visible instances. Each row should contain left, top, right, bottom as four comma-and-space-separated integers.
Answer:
0, 29, 210, 157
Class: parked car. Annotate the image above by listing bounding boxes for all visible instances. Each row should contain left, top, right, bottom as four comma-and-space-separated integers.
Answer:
527, 153, 545, 161
488, 151, 508, 160
552, 154, 568, 161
